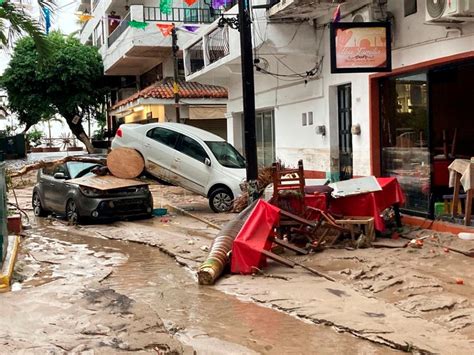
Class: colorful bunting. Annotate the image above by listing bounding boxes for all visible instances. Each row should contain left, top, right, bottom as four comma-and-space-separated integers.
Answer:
156, 23, 174, 37
128, 20, 149, 30
179, 25, 200, 33
160, 0, 172, 15
184, 0, 198, 6
43, 7, 51, 35
212, 0, 229, 8
78, 13, 94, 22
0, 0, 5, 5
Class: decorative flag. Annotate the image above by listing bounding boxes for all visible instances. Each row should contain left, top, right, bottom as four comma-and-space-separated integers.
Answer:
212, 0, 228, 8
0, 0, 5, 5
160, 0, 172, 15
78, 13, 94, 22
156, 23, 174, 37
184, 0, 198, 5
178, 25, 200, 33
332, 4, 341, 23
43, 7, 51, 35
128, 20, 149, 30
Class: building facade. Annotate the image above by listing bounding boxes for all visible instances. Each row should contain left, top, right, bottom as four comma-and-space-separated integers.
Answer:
78, 0, 234, 138
183, 0, 474, 217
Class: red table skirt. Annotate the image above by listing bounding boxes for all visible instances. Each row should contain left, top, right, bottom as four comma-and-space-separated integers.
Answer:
327, 177, 405, 231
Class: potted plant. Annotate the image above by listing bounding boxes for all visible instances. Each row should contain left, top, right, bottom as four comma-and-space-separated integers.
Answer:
7, 210, 22, 234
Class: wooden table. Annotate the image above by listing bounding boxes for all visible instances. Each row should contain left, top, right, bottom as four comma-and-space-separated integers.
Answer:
449, 159, 474, 226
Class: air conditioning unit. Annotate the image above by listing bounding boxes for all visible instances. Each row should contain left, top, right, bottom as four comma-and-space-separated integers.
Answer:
343, 3, 387, 23
425, 0, 474, 24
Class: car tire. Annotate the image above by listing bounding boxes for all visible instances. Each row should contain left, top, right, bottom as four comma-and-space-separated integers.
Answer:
66, 199, 81, 225
209, 187, 233, 213
32, 192, 48, 217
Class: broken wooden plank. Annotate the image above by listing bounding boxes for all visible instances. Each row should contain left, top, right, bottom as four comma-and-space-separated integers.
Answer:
269, 237, 309, 255
261, 250, 296, 268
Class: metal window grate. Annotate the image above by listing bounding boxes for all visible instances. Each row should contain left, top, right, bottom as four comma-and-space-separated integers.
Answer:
187, 39, 205, 74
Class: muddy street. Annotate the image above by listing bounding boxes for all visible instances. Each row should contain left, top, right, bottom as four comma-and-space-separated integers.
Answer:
3, 183, 474, 354
4, 217, 392, 354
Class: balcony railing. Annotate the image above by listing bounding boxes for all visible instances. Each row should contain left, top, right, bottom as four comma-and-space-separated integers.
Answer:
187, 39, 205, 75
108, 12, 131, 47
207, 26, 229, 65
143, 6, 221, 24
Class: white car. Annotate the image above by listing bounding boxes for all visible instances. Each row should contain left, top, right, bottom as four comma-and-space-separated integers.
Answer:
111, 122, 246, 212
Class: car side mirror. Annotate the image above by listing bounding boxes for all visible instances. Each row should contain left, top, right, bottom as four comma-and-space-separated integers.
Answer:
54, 172, 66, 179
204, 158, 211, 167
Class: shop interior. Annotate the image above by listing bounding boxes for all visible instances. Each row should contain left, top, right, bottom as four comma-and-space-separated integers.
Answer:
379, 60, 474, 218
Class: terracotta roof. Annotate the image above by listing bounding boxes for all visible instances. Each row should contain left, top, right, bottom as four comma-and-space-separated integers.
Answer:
111, 78, 228, 110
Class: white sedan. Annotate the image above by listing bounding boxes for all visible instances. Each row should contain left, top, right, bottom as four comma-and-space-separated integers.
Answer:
111, 122, 246, 212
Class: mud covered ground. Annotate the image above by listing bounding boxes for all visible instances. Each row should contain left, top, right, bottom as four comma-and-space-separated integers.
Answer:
3, 178, 474, 353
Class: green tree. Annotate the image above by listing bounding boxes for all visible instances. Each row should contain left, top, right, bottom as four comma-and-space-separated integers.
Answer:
1, 32, 109, 153
0, 1, 54, 55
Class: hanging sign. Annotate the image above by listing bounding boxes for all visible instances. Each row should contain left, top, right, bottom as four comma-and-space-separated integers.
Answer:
329, 22, 391, 73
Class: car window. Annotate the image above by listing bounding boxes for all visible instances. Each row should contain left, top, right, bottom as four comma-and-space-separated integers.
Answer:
177, 135, 209, 163
205, 141, 246, 169
146, 127, 179, 148
53, 164, 68, 177
66, 162, 101, 179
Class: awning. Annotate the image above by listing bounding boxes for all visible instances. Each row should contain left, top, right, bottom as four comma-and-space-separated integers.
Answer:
189, 105, 226, 120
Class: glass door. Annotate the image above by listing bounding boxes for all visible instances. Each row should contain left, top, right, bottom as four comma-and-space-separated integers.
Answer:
380, 73, 430, 215
255, 110, 275, 167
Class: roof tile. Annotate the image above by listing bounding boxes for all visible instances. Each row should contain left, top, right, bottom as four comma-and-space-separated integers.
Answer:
112, 78, 228, 110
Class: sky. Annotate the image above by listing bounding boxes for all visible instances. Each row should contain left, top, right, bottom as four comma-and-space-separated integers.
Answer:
0, 0, 80, 73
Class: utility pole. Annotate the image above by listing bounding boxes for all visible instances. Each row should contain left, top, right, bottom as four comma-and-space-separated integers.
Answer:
238, 0, 259, 203
171, 23, 181, 122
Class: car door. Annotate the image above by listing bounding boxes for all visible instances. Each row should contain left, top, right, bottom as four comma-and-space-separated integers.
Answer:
39, 167, 56, 211
144, 127, 180, 181
48, 164, 71, 211
173, 134, 211, 195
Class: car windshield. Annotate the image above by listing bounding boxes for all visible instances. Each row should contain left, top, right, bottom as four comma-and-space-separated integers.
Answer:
67, 162, 102, 179
205, 141, 246, 169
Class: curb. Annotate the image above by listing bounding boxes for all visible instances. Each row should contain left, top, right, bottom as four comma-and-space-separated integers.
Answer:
0, 235, 21, 293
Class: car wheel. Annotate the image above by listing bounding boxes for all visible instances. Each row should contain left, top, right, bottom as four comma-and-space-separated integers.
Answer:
32, 192, 47, 217
66, 199, 81, 225
209, 187, 233, 213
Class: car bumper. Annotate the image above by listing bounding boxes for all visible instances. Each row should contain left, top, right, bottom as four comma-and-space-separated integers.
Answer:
78, 194, 153, 219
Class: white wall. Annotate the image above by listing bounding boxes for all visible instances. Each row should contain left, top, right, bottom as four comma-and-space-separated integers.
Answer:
190, 0, 474, 177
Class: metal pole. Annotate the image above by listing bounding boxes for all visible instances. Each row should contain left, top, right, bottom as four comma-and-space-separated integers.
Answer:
171, 23, 181, 122
238, 0, 258, 202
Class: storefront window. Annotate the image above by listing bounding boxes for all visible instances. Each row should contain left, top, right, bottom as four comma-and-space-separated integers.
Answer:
380, 73, 430, 215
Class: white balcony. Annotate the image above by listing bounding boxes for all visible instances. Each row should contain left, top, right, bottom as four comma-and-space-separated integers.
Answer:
80, 1, 223, 76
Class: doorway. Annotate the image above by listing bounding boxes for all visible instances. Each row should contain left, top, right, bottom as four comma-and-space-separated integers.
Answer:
255, 110, 275, 167
337, 84, 353, 180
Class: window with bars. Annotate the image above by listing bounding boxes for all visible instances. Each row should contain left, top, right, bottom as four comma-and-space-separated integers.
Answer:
207, 26, 230, 65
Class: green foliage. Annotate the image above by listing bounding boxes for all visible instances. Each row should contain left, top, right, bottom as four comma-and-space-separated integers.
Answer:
26, 128, 43, 147
1, 32, 109, 147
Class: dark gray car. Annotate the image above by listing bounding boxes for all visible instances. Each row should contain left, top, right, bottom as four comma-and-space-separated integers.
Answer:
32, 161, 153, 224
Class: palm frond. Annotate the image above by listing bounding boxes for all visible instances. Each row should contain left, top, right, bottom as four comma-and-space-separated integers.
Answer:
0, 2, 51, 56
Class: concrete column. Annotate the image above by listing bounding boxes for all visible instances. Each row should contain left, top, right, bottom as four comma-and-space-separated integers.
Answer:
225, 111, 243, 153
130, 5, 144, 22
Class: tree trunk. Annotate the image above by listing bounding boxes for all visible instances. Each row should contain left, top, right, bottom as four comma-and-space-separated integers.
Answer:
63, 113, 94, 153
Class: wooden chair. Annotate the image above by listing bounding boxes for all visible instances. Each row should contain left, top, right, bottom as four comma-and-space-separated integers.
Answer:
271, 160, 305, 216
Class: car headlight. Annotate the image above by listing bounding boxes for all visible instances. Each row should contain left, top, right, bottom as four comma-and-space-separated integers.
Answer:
79, 186, 103, 197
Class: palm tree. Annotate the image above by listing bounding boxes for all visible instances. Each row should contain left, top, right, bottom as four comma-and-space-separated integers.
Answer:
0, 1, 55, 55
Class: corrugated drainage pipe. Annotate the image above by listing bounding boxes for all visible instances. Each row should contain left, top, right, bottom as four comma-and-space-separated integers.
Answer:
197, 200, 257, 285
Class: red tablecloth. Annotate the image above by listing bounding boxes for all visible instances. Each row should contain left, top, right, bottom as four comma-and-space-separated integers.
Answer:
327, 177, 405, 232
